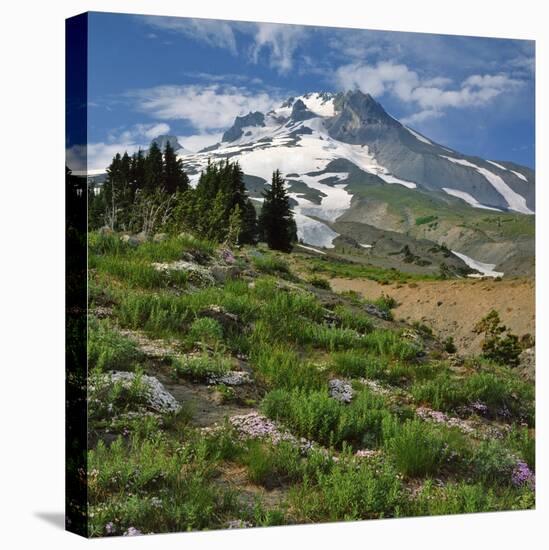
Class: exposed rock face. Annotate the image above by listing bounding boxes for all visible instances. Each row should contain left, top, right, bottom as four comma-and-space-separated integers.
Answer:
289, 99, 316, 122
152, 260, 215, 286
222, 111, 265, 142
326, 90, 534, 212
104, 371, 180, 414
328, 379, 354, 403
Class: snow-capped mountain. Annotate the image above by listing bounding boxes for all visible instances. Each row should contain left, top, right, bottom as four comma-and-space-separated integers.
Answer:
176, 90, 535, 250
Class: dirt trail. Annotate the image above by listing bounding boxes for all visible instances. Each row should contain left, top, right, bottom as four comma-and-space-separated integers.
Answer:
330, 277, 535, 354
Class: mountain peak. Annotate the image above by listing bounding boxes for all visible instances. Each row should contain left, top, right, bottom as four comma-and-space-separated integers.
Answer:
150, 134, 184, 152
222, 111, 265, 143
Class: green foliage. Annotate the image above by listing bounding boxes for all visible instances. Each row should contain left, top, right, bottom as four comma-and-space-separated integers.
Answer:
308, 257, 438, 283
251, 345, 326, 391
88, 434, 237, 536
188, 317, 224, 349
88, 370, 152, 424
333, 305, 373, 334
88, 318, 143, 372
382, 418, 452, 477
90, 254, 187, 289
307, 275, 331, 290
243, 440, 308, 489
506, 425, 535, 470
415, 215, 438, 226
261, 387, 389, 448
172, 354, 231, 382
290, 458, 404, 521
251, 254, 291, 275
469, 439, 516, 486
410, 480, 531, 516
443, 336, 457, 354
258, 170, 296, 252
177, 160, 257, 244
473, 310, 522, 367
411, 370, 534, 423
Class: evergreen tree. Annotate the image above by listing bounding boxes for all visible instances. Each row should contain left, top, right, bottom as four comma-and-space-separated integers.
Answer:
240, 199, 259, 244
259, 169, 296, 252
144, 141, 164, 192
226, 204, 243, 246
163, 141, 189, 194
130, 149, 146, 193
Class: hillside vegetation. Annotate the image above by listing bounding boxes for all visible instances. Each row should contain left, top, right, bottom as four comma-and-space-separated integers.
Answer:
86, 230, 535, 537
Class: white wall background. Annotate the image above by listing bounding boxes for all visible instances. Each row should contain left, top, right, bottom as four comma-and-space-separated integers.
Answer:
0, 1, 546, 548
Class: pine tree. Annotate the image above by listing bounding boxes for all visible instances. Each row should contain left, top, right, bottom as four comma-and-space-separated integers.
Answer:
163, 141, 189, 194
226, 204, 243, 246
144, 141, 164, 192
130, 149, 146, 193
259, 169, 296, 252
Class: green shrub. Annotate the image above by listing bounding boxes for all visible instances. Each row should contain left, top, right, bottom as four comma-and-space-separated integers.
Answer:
244, 440, 305, 489
90, 255, 187, 289
308, 275, 331, 290
88, 370, 152, 423
172, 354, 231, 381
362, 329, 420, 361
252, 255, 290, 275
261, 387, 389, 448
470, 440, 516, 486
473, 310, 522, 367
383, 418, 448, 477
334, 305, 374, 334
506, 425, 535, 470
410, 480, 530, 516
88, 434, 235, 536
251, 345, 326, 391
188, 317, 224, 348
411, 370, 534, 423
290, 458, 404, 521
88, 319, 143, 372
415, 215, 438, 226
443, 336, 457, 354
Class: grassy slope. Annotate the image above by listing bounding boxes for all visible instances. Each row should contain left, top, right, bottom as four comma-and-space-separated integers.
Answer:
341, 184, 534, 273
86, 232, 535, 536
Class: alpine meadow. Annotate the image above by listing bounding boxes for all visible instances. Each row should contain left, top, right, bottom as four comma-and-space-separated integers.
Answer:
66, 11, 535, 538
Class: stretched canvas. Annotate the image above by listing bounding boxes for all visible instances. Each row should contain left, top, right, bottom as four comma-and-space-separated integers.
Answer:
66, 11, 535, 538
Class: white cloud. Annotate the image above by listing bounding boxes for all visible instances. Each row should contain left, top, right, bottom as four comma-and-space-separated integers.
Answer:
250, 23, 305, 74
131, 84, 280, 130
179, 132, 223, 152
142, 16, 237, 54
336, 60, 525, 120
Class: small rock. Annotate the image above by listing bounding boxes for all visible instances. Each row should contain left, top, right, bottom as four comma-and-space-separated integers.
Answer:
364, 304, 390, 320
98, 226, 114, 236
208, 371, 252, 386
210, 265, 241, 283
153, 232, 167, 242
96, 371, 180, 414
120, 234, 141, 247
328, 379, 354, 403
226, 520, 253, 529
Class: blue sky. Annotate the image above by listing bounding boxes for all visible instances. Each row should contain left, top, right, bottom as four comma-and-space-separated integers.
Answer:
79, 11, 535, 171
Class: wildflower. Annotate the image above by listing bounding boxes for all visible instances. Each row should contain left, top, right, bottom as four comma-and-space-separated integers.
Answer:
123, 526, 142, 536
511, 460, 535, 488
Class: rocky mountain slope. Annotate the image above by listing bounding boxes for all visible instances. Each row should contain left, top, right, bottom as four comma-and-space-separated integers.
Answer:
174, 90, 534, 276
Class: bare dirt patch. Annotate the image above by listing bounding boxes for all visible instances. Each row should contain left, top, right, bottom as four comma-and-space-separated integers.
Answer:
330, 277, 535, 354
